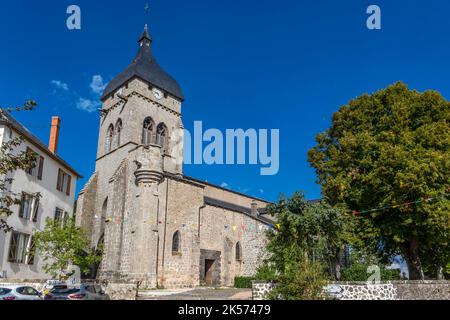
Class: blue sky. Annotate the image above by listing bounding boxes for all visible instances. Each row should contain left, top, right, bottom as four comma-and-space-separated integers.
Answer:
1, 0, 450, 203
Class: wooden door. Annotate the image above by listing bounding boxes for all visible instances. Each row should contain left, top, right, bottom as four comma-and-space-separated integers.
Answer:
205, 259, 215, 285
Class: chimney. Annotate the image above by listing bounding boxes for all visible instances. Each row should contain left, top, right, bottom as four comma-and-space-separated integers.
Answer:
49, 116, 61, 154
251, 201, 259, 216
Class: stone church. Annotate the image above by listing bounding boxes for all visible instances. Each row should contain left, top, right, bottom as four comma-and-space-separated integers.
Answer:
76, 25, 273, 288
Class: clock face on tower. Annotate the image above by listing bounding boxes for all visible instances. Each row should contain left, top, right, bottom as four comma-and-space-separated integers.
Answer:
153, 88, 163, 100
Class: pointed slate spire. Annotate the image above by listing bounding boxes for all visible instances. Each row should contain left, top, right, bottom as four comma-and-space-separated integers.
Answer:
101, 25, 184, 101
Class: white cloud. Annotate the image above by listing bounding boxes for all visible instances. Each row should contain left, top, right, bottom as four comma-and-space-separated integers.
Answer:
76, 98, 100, 113
51, 80, 69, 91
220, 182, 229, 188
90, 75, 107, 95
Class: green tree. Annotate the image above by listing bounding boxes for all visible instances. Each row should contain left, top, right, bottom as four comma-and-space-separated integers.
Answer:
0, 101, 39, 232
308, 82, 450, 279
265, 193, 351, 278
261, 193, 350, 299
33, 218, 102, 279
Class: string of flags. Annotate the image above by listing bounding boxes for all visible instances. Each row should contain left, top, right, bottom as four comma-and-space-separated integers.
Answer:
94, 214, 279, 239
350, 191, 450, 216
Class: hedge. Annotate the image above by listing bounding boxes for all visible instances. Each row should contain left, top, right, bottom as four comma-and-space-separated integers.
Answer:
234, 277, 254, 288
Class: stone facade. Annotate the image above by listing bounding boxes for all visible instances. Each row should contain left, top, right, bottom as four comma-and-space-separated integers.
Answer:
76, 27, 272, 289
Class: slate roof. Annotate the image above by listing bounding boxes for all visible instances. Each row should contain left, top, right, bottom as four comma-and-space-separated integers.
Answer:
101, 25, 184, 101
0, 110, 82, 178
204, 196, 274, 225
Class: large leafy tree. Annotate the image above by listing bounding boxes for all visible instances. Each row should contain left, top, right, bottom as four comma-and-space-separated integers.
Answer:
308, 82, 450, 279
0, 101, 39, 232
33, 218, 102, 279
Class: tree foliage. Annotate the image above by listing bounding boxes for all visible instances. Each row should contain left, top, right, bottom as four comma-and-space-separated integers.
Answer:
339, 250, 402, 281
308, 82, 450, 279
33, 218, 102, 279
265, 193, 351, 277
0, 101, 39, 232
261, 193, 351, 299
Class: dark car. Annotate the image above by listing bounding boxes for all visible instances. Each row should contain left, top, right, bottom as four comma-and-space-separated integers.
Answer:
44, 284, 110, 300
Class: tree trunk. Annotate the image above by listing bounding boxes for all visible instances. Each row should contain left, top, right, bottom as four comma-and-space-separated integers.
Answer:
400, 238, 425, 280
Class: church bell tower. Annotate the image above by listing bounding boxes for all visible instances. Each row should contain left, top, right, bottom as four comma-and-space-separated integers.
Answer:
77, 24, 186, 285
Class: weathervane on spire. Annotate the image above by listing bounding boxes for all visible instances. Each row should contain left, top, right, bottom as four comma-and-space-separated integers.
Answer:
144, 2, 150, 18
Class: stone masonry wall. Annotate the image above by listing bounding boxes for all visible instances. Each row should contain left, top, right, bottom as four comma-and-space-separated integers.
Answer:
252, 281, 450, 300
200, 205, 268, 287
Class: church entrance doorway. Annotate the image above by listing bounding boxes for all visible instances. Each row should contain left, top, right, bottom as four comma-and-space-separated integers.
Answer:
199, 249, 221, 286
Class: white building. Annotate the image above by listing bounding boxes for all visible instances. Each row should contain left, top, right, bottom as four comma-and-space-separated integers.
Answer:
0, 112, 81, 280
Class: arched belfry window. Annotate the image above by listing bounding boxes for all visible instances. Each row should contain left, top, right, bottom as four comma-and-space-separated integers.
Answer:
142, 117, 155, 145
115, 119, 123, 147
156, 123, 168, 150
172, 231, 181, 254
105, 125, 114, 153
236, 242, 242, 261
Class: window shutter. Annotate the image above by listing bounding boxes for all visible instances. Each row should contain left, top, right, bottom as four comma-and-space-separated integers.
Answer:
66, 175, 72, 196
25, 237, 35, 265
8, 233, 18, 262
32, 197, 39, 222
18, 193, 25, 218
25, 148, 33, 175
56, 169, 62, 191
54, 207, 60, 221
37, 156, 44, 180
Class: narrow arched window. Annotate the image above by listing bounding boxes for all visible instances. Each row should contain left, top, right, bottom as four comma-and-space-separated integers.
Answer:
100, 198, 108, 233
105, 125, 114, 153
156, 123, 168, 150
115, 119, 123, 147
142, 117, 155, 145
172, 231, 181, 254
236, 242, 242, 261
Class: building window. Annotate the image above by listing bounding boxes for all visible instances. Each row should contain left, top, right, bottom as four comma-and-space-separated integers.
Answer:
56, 169, 72, 196
54, 208, 69, 227
25, 147, 44, 180
142, 117, 155, 145
8, 232, 34, 265
156, 123, 168, 150
18, 192, 39, 222
235, 242, 242, 261
115, 119, 123, 147
105, 124, 114, 153
172, 231, 181, 254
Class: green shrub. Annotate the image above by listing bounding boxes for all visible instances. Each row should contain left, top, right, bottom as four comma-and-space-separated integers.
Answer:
255, 263, 278, 281
268, 257, 328, 300
340, 264, 401, 281
234, 276, 254, 288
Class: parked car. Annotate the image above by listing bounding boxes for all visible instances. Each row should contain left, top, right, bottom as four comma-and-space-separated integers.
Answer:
44, 284, 110, 300
0, 285, 43, 300
42, 280, 68, 297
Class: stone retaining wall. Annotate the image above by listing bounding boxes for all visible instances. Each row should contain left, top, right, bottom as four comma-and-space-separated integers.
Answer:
252, 280, 450, 300
252, 281, 278, 300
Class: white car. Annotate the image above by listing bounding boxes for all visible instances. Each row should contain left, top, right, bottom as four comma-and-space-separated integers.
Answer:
0, 285, 43, 300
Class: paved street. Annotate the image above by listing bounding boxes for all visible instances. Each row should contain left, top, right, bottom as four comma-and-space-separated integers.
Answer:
138, 288, 253, 300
